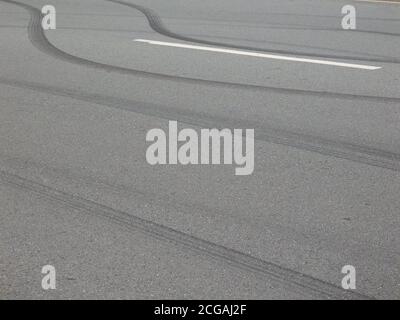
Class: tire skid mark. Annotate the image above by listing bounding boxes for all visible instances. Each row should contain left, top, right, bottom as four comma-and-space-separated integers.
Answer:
0, 0, 400, 166
2, 0, 400, 103
0, 0, 386, 299
0, 169, 373, 300
2, 1, 400, 170
2, 76, 400, 173
106, 0, 400, 64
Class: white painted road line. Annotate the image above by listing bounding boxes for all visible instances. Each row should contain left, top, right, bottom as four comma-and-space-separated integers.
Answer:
134, 39, 382, 70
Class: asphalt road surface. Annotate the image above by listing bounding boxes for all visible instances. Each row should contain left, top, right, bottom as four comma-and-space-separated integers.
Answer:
1, 0, 399, 299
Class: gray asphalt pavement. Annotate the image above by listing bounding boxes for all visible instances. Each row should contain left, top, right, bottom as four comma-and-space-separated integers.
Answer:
0, 0, 399, 299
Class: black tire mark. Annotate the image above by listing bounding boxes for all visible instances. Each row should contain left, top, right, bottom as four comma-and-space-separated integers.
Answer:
0, 169, 373, 300
2, 23, 393, 61
2, 0, 400, 172
155, 18, 400, 38
105, 0, 400, 64
3, 76, 400, 173
3, 0, 399, 103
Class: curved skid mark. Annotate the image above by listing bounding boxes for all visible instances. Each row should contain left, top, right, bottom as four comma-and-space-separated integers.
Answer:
106, 0, 400, 64
2, 0, 400, 170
